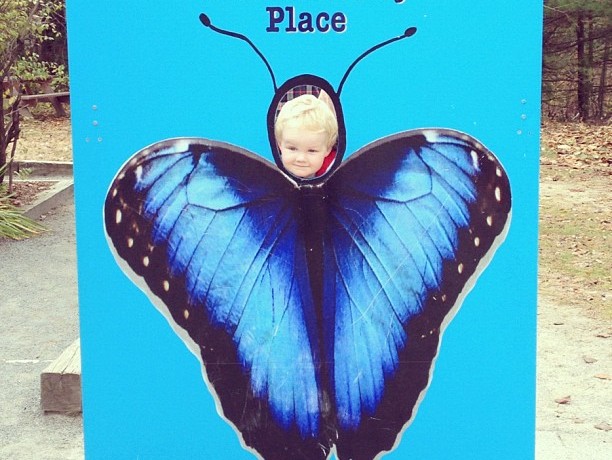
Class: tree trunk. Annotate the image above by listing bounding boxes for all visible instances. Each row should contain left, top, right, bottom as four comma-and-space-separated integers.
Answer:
0, 73, 22, 187
0, 74, 6, 185
597, 36, 609, 120
576, 13, 591, 120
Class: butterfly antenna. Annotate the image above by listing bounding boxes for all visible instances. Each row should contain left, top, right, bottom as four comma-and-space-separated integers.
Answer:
337, 27, 417, 97
199, 13, 278, 92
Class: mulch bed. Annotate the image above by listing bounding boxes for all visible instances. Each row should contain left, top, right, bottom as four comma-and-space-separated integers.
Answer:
2, 181, 54, 208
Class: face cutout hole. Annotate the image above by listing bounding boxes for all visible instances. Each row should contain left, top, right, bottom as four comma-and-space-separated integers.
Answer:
273, 85, 339, 180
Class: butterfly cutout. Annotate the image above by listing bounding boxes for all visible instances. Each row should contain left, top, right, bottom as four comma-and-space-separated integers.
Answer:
104, 121, 511, 459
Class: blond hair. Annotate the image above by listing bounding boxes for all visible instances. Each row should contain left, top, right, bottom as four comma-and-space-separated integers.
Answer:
275, 94, 338, 149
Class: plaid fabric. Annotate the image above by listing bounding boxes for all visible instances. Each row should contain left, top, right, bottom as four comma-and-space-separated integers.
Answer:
276, 85, 322, 116
281, 85, 321, 102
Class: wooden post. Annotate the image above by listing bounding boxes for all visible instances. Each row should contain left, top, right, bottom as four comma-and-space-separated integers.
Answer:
40, 339, 82, 413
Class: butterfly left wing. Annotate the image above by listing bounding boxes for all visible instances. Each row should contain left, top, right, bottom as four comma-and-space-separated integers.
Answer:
104, 138, 334, 459
323, 129, 511, 459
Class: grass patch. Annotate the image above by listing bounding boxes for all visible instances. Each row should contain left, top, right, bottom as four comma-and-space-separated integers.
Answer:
0, 193, 46, 240
539, 197, 611, 318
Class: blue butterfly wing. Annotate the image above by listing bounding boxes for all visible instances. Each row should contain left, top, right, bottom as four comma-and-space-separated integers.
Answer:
104, 139, 334, 459
324, 129, 511, 459
104, 131, 511, 459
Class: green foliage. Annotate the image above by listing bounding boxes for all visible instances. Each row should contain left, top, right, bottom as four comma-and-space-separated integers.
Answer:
0, 163, 45, 240
0, 0, 62, 71
0, 1, 62, 235
13, 53, 68, 92
0, 0, 30, 66
0, 0, 65, 79
1, 0, 66, 183
0, 193, 46, 239
14, 166, 31, 180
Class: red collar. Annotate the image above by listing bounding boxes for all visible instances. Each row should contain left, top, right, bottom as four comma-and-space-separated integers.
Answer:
316, 149, 336, 176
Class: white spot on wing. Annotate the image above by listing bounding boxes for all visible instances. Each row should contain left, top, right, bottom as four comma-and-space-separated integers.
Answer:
174, 139, 191, 153
470, 150, 479, 169
143, 256, 149, 267
486, 215, 493, 226
422, 130, 441, 143
115, 209, 122, 224
495, 186, 501, 202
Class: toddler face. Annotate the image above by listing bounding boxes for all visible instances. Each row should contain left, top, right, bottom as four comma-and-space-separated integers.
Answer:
279, 122, 331, 178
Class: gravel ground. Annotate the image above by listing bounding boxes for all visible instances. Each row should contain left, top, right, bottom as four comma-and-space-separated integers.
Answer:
0, 200, 83, 460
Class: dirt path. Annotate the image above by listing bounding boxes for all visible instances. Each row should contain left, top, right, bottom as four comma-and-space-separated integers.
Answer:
539, 175, 611, 317
536, 122, 611, 458
536, 176, 611, 459
536, 294, 611, 458
0, 201, 83, 460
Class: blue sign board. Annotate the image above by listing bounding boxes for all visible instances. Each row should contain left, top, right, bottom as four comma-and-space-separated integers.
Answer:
67, 1, 541, 458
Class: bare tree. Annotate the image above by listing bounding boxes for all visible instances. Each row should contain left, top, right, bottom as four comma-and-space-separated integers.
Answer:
543, 0, 612, 121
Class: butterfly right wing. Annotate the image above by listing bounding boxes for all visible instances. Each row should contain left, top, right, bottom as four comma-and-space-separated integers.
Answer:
324, 129, 511, 459
104, 138, 332, 459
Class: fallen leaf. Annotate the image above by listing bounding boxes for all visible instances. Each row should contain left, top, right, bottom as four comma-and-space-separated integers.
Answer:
594, 374, 611, 380
555, 395, 571, 404
594, 422, 612, 432
583, 355, 597, 364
